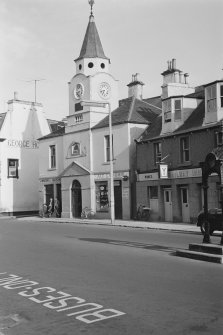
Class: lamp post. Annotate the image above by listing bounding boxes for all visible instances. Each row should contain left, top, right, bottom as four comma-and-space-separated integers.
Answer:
80, 100, 115, 224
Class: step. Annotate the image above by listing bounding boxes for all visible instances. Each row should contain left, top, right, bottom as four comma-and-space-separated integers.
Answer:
176, 249, 223, 264
189, 243, 223, 255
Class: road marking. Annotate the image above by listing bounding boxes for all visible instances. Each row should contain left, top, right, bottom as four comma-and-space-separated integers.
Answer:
0, 272, 125, 324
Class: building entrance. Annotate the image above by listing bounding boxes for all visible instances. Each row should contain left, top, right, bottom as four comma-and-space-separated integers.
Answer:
164, 189, 173, 221
181, 187, 190, 222
114, 180, 122, 219
71, 180, 82, 218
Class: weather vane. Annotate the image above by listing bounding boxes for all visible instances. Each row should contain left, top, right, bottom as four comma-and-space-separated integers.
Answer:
88, 0, 95, 16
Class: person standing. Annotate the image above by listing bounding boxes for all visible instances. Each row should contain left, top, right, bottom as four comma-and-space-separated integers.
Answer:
48, 198, 54, 217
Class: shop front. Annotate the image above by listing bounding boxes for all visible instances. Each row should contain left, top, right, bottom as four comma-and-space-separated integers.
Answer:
94, 171, 130, 220
136, 167, 220, 223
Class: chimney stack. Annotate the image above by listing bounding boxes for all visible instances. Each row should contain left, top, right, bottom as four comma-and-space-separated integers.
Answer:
127, 73, 144, 100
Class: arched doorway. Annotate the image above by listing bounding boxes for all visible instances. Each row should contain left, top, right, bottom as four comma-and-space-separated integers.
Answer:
71, 180, 82, 218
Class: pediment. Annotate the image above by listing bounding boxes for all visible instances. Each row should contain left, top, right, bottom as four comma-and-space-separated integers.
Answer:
59, 161, 91, 178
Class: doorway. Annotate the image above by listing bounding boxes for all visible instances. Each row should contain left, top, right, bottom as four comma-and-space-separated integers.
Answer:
164, 189, 173, 221
114, 180, 122, 219
71, 180, 82, 218
45, 184, 54, 207
181, 187, 190, 222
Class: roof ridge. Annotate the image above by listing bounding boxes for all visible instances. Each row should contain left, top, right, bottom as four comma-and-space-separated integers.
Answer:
142, 100, 162, 111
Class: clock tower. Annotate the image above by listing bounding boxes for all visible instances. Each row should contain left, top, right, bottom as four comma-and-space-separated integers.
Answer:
67, 0, 118, 132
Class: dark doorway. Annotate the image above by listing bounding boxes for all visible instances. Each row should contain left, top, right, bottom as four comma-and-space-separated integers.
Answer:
71, 180, 82, 218
56, 184, 62, 216
114, 180, 122, 219
45, 184, 54, 207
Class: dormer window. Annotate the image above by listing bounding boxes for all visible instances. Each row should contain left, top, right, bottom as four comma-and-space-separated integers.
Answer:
207, 85, 216, 113
163, 99, 171, 123
174, 99, 182, 120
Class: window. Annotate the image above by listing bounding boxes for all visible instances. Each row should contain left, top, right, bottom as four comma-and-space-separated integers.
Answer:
220, 85, 223, 108
154, 142, 162, 165
49, 145, 56, 169
8, 159, 19, 178
95, 182, 109, 212
207, 85, 216, 113
71, 142, 80, 156
174, 99, 182, 120
215, 132, 223, 146
150, 186, 158, 199
75, 114, 83, 123
104, 135, 114, 162
163, 99, 171, 123
180, 137, 190, 162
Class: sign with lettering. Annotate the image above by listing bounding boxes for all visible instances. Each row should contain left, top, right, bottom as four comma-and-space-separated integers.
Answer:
138, 168, 202, 182
94, 172, 129, 180
138, 172, 159, 182
8, 139, 39, 149
169, 168, 202, 179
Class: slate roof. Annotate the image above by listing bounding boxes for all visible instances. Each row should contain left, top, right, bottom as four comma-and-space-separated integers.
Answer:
139, 99, 207, 142
75, 15, 109, 61
93, 96, 162, 130
38, 125, 65, 141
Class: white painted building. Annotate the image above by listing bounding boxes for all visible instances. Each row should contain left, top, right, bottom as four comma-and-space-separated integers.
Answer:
0, 93, 56, 215
38, 4, 161, 220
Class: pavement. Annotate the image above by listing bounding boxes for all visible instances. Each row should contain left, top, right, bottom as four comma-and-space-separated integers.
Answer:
10, 215, 200, 233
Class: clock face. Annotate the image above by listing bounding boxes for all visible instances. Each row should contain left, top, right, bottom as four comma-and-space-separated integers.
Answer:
74, 83, 84, 99
99, 82, 111, 99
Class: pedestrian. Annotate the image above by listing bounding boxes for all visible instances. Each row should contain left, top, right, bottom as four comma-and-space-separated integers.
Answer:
54, 198, 60, 218
48, 198, 54, 217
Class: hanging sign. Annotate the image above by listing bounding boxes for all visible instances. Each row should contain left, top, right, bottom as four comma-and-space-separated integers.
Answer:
159, 164, 168, 179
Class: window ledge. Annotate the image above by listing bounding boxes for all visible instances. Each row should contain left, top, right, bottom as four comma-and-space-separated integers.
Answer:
48, 168, 57, 171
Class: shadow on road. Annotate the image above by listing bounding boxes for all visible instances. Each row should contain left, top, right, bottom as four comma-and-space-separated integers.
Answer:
77, 237, 176, 254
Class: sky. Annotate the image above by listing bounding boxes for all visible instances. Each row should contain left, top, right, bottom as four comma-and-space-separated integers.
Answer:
0, 0, 223, 121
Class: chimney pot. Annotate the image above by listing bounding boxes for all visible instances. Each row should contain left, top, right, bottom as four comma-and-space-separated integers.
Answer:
14, 92, 18, 100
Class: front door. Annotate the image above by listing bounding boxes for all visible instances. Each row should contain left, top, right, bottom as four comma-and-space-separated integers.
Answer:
71, 180, 82, 218
181, 187, 190, 222
114, 180, 122, 219
164, 189, 173, 221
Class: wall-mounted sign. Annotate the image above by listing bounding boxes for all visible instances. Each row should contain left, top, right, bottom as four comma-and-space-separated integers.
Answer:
138, 172, 159, 182
7, 139, 39, 149
159, 164, 168, 179
94, 172, 129, 180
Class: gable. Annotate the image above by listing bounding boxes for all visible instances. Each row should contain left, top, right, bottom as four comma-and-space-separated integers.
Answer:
59, 161, 91, 178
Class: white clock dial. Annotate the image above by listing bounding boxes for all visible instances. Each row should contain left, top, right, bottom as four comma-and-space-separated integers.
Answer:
99, 82, 111, 99
74, 83, 84, 99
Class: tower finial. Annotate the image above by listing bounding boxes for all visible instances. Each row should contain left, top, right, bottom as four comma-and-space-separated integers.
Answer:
88, 0, 95, 16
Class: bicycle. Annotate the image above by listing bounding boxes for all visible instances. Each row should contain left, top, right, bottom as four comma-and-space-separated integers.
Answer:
81, 207, 96, 219
136, 204, 151, 221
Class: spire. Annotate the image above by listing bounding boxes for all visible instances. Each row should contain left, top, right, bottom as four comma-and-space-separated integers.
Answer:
75, 0, 109, 61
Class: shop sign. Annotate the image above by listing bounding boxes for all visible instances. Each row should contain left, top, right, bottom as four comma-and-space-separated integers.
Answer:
40, 177, 61, 183
8, 139, 39, 149
94, 172, 129, 180
138, 172, 159, 182
170, 168, 202, 179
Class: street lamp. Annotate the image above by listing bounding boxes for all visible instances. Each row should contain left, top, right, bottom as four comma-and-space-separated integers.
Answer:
80, 100, 115, 224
